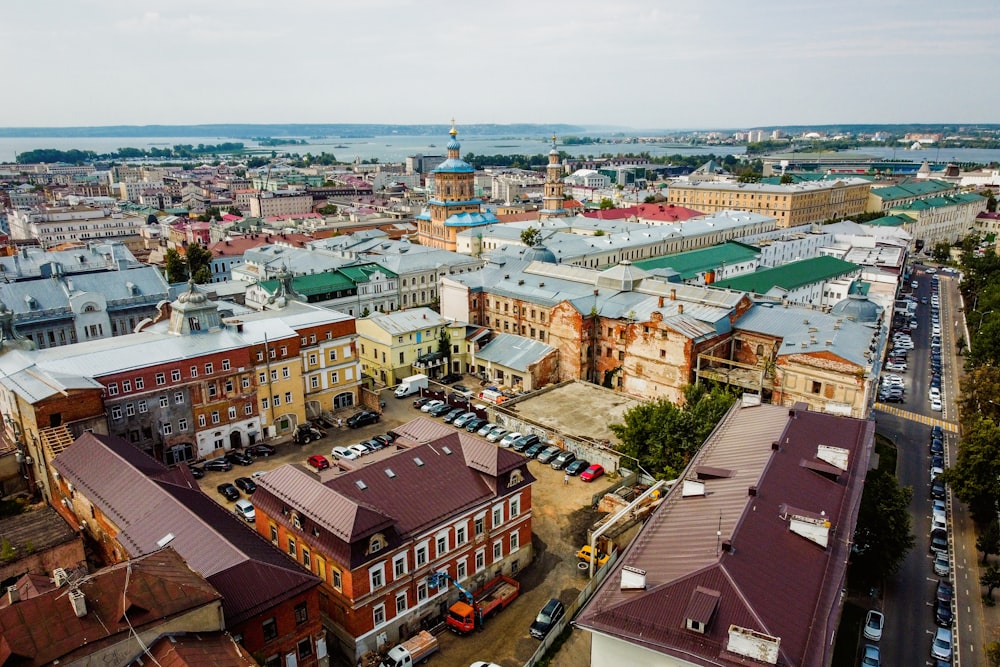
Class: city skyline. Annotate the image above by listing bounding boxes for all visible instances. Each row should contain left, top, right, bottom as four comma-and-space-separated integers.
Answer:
2, 1, 998, 129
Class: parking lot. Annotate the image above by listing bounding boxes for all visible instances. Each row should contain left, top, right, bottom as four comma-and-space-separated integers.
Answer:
197, 382, 617, 667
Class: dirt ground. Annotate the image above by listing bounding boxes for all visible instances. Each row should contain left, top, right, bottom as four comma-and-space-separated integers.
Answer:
201, 384, 616, 667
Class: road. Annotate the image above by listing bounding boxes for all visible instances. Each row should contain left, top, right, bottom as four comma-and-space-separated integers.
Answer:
877, 266, 977, 666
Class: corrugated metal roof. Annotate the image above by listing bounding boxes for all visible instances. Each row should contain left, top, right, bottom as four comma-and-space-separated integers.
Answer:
475, 333, 555, 372
363, 308, 448, 336
735, 303, 877, 367
713, 256, 860, 294
634, 242, 761, 280
576, 403, 874, 667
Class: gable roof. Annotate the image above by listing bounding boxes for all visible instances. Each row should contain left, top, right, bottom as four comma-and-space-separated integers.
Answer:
634, 242, 760, 280
52, 433, 320, 626
475, 333, 556, 372
712, 256, 860, 294
575, 403, 874, 666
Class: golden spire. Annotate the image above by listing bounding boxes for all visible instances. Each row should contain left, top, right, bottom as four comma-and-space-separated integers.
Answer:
450, 118, 457, 137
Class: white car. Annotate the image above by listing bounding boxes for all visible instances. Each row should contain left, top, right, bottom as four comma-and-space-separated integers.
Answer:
882, 377, 904, 388
930, 466, 943, 482
931, 398, 943, 412
885, 362, 907, 372
348, 443, 371, 457
894, 339, 914, 350
421, 399, 444, 413
925, 267, 937, 274
477, 422, 496, 437
331, 446, 359, 461
931, 515, 946, 534
499, 432, 523, 448
251, 470, 268, 480
486, 427, 508, 443
863, 609, 884, 642
928, 387, 941, 401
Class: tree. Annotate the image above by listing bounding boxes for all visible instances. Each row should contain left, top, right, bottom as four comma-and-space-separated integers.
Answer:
520, 227, 541, 247
609, 384, 736, 479
318, 204, 338, 215
851, 467, 915, 582
944, 417, 1000, 522
164, 244, 213, 284
931, 241, 951, 263
737, 168, 761, 183
780, 174, 794, 184
227, 206, 242, 217
978, 520, 1000, 563
643, 195, 657, 203
599, 198, 615, 210
982, 188, 997, 213
437, 328, 451, 365
983, 563, 1000, 600
197, 206, 222, 222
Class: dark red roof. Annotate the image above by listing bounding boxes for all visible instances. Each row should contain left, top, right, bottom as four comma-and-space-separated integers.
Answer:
137, 632, 258, 666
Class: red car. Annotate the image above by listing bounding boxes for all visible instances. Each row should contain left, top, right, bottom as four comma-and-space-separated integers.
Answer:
307, 455, 330, 471
580, 464, 605, 482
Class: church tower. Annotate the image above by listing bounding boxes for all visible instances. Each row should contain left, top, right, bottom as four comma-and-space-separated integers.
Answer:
539, 134, 567, 221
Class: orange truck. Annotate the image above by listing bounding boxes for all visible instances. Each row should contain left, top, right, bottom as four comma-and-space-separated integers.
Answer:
445, 574, 520, 634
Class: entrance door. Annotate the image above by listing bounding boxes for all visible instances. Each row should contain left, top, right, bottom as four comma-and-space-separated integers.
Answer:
229, 431, 242, 449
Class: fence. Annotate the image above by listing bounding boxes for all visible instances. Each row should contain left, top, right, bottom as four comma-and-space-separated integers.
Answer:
490, 408, 622, 475
591, 469, 638, 508
521, 550, 620, 667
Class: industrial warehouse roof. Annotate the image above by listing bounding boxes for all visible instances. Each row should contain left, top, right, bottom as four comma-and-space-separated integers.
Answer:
633, 242, 760, 280
475, 333, 555, 372
575, 402, 874, 667
712, 256, 860, 294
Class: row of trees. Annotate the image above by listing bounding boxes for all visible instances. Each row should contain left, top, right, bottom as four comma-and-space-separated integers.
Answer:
16, 143, 246, 164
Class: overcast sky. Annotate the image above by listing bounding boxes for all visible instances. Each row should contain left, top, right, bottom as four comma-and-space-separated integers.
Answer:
2, 0, 998, 130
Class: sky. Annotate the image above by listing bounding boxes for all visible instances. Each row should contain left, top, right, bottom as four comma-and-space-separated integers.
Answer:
2, 0, 999, 131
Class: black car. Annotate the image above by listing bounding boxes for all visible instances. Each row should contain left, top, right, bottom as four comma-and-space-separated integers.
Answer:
187, 464, 205, 478
439, 373, 463, 384
226, 451, 254, 466
465, 417, 487, 433
524, 442, 547, 458
930, 439, 944, 455
936, 579, 954, 605
512, 434, 541, 452
551, 451, 577, 470
930, 528, 948, 554
453, 384, 470, 394
442, 408, 465, 423
346, 410, 380, 428
246, 444, 276, 458
217, 483, 240, 501
234, 477, 257, 494
448, 392, 470, 403
935, 599, 953, 627
932, 425, 944, 439
565, 458, 589, 476
530, 598, 565, 639
203, 457, 233, 472
931, 478, 947, 500
429, 402, 454, 417
931, 454, 944, 469
373, 433, 396, 447
413, 396, 433, 409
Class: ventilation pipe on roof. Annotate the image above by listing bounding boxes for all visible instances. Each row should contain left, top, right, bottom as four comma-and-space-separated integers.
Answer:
7, 586, 19, 604
69, 589, 87, 618
678, 304, 684, 315
658, 295, 665, 307
620, 565, 646, 591
670, 289, 676, 300
53, 568, 68, 587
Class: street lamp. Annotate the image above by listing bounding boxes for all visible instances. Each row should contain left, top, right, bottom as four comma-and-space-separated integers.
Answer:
976, 309, 994, 332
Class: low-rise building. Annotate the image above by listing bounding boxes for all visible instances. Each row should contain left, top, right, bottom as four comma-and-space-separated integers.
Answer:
355, 307, 470, 385
881, 192, 986, 248
711, 256, 862, 308
251, 417, 534, 662
472, 333, 558, 391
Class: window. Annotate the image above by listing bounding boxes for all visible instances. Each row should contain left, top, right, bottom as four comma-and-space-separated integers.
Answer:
159, 395, 169, 408
208, 384, 217, 398
285, 391, 292, 404
272, 395, 280, 406
288, 537, 297, 558
111, 405, 122, 420
373, 603, 385, 627
332, 569, 342, 590
205, 363, 214, 375
492, 504, 503, 528
510, 495, 520, 519
174, 391, 184, 404
417, 581, 428, 602
211, 411, 220, 424
329, 349, 337, 361
394, 554, 407, 578
242, 376, 250, 389
436, 534, 448, 556
137, 399, 147, 413
269, 524, 278, 543
493, 540, 503, 561
475, 548, 485, 572
510, 531, 520, 552
190, 366, 198, 378
415, 542, 428, 567
162, 422, 172, 436
309, 353, 317, 366
282, 367, 290, 379
457, 559, 467, 580
270, 369, 278, 381
329, 371, 339, 384
280, 345, 287, 356
228, 406, 237, 420
811, 381, 822, 395
245, 403, 253, 415
122, 380, 132, 392
310, 376, 319, 389
178, 418, 187, 431
198, 414, 206, 427
125, 403, 135, 417
370, 563, 385, 590
107, 382, 118, 396
395, 592, 407, 614
222, 359, 231, 371
262, 398, 269, 410
134, 377, 144, 390
262, 617, 277, 642
259, 372, 267, 384
297, 637, 312, 660
294, 602, 308, 625
225, 379, 234, 393
474, 515, 484, 538
171, 369, 181, 382
257, 350, 264, 361
457, 524, 468, 545
155, 372, 165, 386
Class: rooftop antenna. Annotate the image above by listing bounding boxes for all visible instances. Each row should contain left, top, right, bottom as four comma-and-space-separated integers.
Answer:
716, 512, 723, 555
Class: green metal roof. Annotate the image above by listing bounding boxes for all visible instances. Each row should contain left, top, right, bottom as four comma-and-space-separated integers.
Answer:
891, 192, 985, 212
867, 214, 913, 227
870, 179, 954, 203
338, 263, 397, 280
634, 241, 760, 280
759, 173, 876, 185
713, 256, 860, 294
259, 271, 355, 296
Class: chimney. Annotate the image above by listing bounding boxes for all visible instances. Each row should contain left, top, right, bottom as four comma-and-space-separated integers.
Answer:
748, 485, 757, 496
53, 568, 69, 587
678, 304, 684, 314
69, 589, 87, 617
721, 539, 733, 553
7, 585, 19, 604
670, 289, 676, 300
658, 295, 664, 307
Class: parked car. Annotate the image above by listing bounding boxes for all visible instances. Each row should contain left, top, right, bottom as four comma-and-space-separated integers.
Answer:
936, 579, 954, 605
348, 443, 372, 457
564, 458, 590, 476
580, 464, 605, 482
442, 408, 465, 424
523, 442, 547, 458
931, 398, 943, 412
932, 425, 944, 439
512, 434, 541, 452
363, 438, 385, 452
203, 457, 233, 472
217, 483, 240, 501
863, 610, 884, 641
465, 417, 487, 433
331, 446, 360, 461
452, 384, 471, 395
429, 402, 454, 417
930, 528, 948, 554
931, 478, 947, 499
885, 362, 907, 372
931, 627, 952, 662
930, 438, 944, 455
187, 464, 205, 478
499, 432, 523, 448
536, 445, 562, 464
413, 396, 434, 409
861, 644, 880, 667
529, 598, 565, 640
421, 399, 445, 413
307, 454, 330, 471
486, 427, 509, 443
935, 599, 953, 627
225, 451, 254, 467
234, 477, 257, 494
246, 444, 276, 458
439, 373, 463, 385
234, 498, 255, 522
551, 451, 577, 470
251, 470, 268, 480
453, 412, 478, 428
373, 433, 396, 447
477, 422, 497, 437
346, 410, 380, 428
933, 552, 951, 576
